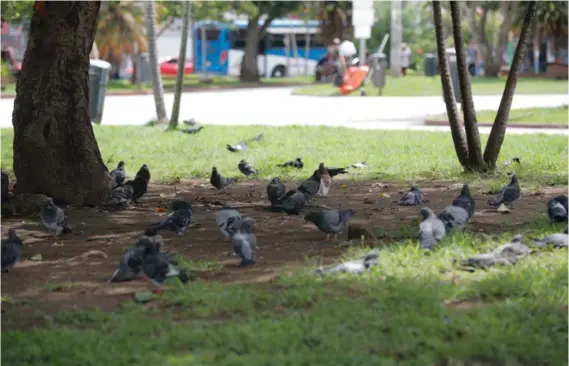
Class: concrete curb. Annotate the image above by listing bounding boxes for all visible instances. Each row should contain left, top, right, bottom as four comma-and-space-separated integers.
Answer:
0, 82, 313, 99
423, 119, 568, 130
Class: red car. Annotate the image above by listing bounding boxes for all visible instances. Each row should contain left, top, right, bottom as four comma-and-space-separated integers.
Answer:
159, 57, 193, 77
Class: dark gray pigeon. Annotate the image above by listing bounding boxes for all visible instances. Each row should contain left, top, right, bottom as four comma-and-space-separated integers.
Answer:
267, 177, 286, 205
238, 159, 258, 176
125, 177, 148, 202
1, 170, 10, 204
166, 199, 192, 212
40, 198, 72, 236
104, 184, 134, 208
210, 167, 236, 190
216, 206, 242, 240
297, 174, 321, 200
547, 195, 568, 223
232, 217, 257, 267
181, 126, 204, 134
141, 251, 183, 285
419, 207, 446, 250
249, 133, 264, 142
227, 141, 247, 152
108, 230, 163, 284
488, 175, 520, 207
277, 157, 303, 169
270, 189, 308, 215
398, 186, 423, 206
109, 161, 126, 185
452, 184, 476, 218
458, 234, 529, 270
316, 250, 379, 276
438, 205, 470, 233
304, 209, 356, 241
327, 167, 348, 177
532, 232, 568, 249
1, 228, 22, 273
183, 118, 197, 126
135, 164, 151, 185
151, 208, 193, 236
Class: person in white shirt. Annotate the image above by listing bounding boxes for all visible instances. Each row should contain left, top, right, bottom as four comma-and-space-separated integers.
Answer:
334, 37, 357, 84
400, 42, 412, 76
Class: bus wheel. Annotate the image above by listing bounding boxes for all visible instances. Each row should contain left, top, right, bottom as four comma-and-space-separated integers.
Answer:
271, 65, 286, 78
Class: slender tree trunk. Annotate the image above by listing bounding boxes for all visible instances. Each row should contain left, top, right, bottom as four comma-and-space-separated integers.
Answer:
390, 0, 403, 77
240, 16, 262, 82
449, 1, 486, 171
483, 1, 537, 169
169, 0, 191, 130
144, 1, 168, 123
432, 1, 469, 168
13, 1, 112, 205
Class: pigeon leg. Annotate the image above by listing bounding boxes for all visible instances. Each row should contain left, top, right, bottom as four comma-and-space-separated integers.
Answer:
325, 234, 330, 241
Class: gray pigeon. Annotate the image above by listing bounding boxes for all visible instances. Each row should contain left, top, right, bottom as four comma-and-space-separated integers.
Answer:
458, 234, 529, 270
452, 184, 476, 218
304, 209, 356, 241
108, 230, 164, 283
267, 177, 286, 205
238, 159, 257, 176
297, 173, 321, 201
181, 126, 204, 135
277, 157, 303, 169
104, 184, 134, 208
226, 141, 247, 152
532, 232, 568, 249
135, 164, 151, 185
1, 228, 22, 273
418, 207, 446, 250
399, 186, 423, 206
348, 161, 367, 169
488, 175, 521, 207
438, 205, 470, 233
232, 217, 257, 267
125, 164, 150, 203
270, 189, 308, 215
151, 208, 193, 236
40, 198, 71, 236
210, 167, 236, 190
249, 133, 264, 143
109, 161, 126, 185
141, 251, 183, 285
316, 250, 379, 276
166, 199, 192, 212
547, 195, 568, 223
492, 234, 531, 257
216, 206, 242, 239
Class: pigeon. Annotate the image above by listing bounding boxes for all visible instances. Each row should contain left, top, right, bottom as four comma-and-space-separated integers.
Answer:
40, 198, 72, 236
166, 199, 192, 212
232, 217, 257, 267
216, 206, 242, 239
210, 167, 236, 190
398, 186, 423, 206
249, 133, 264, 142
327, 167, 348, 177
104, 184, 134, 208
532, 232, 568, 249
438, 205, 470, 233
150, 208, 193, 236
452, 184, 476, 218
142, 251, 183, 285
488, 175, 521, 207
297, 173, 321, 201
547, 195, 568, 223
226, 141, 247, 152
238, 159, 258, 176
181, 126, 204, 134
492, 234, 531, 257
503, 157, 521, 168
277, 157, 303, 169
125, 177, 148, 203
348, 161, 367, 169
304, 209, 356, 241
458, 252, 519, 270
1, 170, 10, 203
1, 228, 22, 273
135, 164, 151, 185
183, 118, 197, 126
316, 163, 332, 197
270, 189, 308, 215
267, 177, 286, 205
109, 161, 126, 185
316, 250, 378, 276
418, 207, 446, 250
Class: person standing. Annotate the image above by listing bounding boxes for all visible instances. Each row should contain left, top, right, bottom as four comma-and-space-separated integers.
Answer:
334, 37, 357, 86
466, 40, 479, 77
400, 42, 412, 76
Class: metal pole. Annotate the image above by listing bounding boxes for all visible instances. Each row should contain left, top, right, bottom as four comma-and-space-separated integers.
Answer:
285, 34, 291, 77
359, 38, 366, 65
390, 0, 402, 77
305, 31, 310, 75
134, 41, 141, 90
200, 26, 208, 81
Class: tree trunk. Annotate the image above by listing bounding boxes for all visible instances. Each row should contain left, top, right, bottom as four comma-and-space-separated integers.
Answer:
432, 1, 469, 168
12, 1, 112, 206
144, 1, 168, 123
169, 0, 191, 130
483, 1, 537, 169
240, 16, 262, 82
449, 1, 486, 171
390, 0, 403, 77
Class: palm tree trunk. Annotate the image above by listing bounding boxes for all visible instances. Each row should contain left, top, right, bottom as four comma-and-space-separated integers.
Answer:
144, 0, 168, 124
449, 1, 486, 171
169, 0, 191, 130
390, 0, 403, 77
240, 15, 262, 82
483, 1, 537, 169
432, 1, 469, 168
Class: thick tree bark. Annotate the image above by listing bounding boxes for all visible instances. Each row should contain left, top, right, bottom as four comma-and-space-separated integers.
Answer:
144, 1, 168, 123
169, 0, 191, 130
484, 1, 537, 169
12, 1, 112, 206
432, 1, 469, 168
240, 15, 262, 82
449, 1, 486, 171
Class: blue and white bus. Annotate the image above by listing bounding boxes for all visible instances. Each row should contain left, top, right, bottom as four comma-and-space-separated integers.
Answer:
193, 19, 328, 78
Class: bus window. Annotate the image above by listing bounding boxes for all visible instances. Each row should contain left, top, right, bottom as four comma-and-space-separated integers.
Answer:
268, 34, 286, 49
294, 34, 326, 49
197, 27, 221, 41
230, 29, 247, 50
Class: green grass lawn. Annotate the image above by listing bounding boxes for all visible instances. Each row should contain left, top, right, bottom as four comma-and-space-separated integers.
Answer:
293, 74, 569, 97
2, 223, 567, 365
1, 125, 567, 190
428, 106, 569, 125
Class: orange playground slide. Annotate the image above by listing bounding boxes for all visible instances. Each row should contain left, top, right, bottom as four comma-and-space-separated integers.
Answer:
339, 65, 370, 95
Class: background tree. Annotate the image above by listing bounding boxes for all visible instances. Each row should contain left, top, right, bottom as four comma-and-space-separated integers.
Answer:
12, 1, 112, 205
316, 1, 352, 45
1, 1, 34, 22
144, 0, 168, 124
169, 0, 191, 130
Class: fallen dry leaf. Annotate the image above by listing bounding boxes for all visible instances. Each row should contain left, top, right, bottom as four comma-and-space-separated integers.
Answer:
339, 184, 349, 189
155, 207, 166, 213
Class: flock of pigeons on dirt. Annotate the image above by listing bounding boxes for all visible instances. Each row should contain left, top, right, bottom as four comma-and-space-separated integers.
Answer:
1, 140, 568, 286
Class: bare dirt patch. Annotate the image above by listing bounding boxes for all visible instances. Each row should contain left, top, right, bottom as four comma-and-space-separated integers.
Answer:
1, 179, 565, 327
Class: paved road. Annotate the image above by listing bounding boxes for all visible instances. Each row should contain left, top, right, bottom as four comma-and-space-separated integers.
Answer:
1, 87, 567, 135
